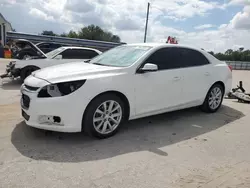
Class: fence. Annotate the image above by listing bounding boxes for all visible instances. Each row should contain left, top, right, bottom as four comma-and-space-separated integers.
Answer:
6, 32, 126, 52
226, 61, 250, 70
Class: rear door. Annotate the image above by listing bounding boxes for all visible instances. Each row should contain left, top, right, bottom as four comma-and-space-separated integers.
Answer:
177, 48, 214, 105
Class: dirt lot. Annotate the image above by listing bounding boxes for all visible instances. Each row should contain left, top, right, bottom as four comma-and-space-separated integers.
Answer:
1, 59, 250, 188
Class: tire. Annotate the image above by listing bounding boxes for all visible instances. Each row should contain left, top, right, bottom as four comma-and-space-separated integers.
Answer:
82, 93, 126, 139
20, 66, 39, 81
201, 83, 224, 113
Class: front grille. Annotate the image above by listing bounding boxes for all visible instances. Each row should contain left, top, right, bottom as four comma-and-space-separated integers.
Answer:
24, 84, 39, 91
22, 94, 30, 109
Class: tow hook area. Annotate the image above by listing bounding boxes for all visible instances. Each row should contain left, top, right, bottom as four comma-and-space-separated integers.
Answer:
38, 115, 63, 126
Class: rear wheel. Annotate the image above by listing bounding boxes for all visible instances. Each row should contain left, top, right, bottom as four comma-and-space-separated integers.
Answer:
83, 94, 126, 139
201, 83, 224, 113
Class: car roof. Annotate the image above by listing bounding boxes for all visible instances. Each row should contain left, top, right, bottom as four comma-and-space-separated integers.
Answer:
126, 43, 203, 52
62, 46, 99, 50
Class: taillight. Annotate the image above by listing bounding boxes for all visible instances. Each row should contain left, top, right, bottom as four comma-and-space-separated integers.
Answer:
228, 65, 233, 72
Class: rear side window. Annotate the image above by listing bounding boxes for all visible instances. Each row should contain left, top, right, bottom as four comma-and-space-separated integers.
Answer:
179, 48, 210, 67
61, 49, 99, 59
78, 49, 99, 59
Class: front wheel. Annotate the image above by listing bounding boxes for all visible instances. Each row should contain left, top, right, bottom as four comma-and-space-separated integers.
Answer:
201, 83, 224, 113
83, 94, 126, 139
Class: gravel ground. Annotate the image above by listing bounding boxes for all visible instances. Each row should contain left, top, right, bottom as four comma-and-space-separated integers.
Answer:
1, 59, 250, 188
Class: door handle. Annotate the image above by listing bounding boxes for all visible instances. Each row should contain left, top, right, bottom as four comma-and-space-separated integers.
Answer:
205, 72, 210, 76
173, 76, 181, 81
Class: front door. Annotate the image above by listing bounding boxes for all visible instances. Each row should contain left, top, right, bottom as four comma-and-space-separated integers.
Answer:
134, 47, 183, 116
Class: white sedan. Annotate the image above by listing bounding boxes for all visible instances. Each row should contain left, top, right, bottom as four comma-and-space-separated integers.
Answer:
20, 43, 232, 138
1, 46, 102, 81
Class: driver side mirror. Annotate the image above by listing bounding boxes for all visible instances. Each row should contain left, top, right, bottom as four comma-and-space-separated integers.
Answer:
54, 54, 62, 60
138, 63, 158, 73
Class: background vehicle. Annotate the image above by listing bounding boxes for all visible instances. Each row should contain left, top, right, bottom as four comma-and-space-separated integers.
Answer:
1, 46, 102, 81
20, 43, 232, 139
10, 39, 70, 60
11, 39, 46, 60
36, 42, 68, 53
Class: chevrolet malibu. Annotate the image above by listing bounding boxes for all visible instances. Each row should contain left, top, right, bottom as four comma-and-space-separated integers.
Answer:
20, 43, 232, 138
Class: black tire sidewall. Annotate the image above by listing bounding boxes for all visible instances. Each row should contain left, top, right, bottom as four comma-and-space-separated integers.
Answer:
83, 94, 126, 139
202, 84, 224, 113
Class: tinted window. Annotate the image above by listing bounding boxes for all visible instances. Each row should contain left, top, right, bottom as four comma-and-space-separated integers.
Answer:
50, 43, 62, 49
179, 48, 210, 67
79, 49, 99, 59
145, 48, 179, 70
145, 47, 209, 70
38, 44, 50, 49
61, 49, 98, 59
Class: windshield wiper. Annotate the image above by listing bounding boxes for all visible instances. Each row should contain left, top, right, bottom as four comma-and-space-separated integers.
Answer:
92, 62, 108, 66
84, 59, 91, 63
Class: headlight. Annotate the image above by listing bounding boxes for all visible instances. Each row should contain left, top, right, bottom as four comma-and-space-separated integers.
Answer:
38, 80, 86, 98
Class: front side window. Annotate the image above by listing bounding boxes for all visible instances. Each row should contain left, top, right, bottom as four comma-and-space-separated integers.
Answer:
90, 45, 152, 67
145, 48, 180, 70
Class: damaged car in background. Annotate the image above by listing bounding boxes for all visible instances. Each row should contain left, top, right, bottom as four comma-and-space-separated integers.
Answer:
10, 39, 67, 60
0, 46, 102, 81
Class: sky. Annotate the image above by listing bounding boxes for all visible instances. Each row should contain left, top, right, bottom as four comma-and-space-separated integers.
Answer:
0, 0, 250, 52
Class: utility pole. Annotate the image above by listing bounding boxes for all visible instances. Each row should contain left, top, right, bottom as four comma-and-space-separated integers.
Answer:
144, 2, 150, 43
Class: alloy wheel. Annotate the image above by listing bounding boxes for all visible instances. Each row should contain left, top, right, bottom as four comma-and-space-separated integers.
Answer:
208, 87, 222, 110
93, 100, 122, 134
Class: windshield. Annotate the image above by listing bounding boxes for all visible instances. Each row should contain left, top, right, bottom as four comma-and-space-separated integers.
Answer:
46, 47, 66, 59
90, 45, 152, 67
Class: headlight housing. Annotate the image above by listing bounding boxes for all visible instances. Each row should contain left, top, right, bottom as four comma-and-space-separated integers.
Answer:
38, 80, 86, 98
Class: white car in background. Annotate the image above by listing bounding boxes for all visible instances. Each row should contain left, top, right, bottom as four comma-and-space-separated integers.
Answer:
20, 43, 232, 139
1, 46, 102, 81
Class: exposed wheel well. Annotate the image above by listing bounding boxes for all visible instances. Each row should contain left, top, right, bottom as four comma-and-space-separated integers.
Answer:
20, 66, 40, 81
212, 81, 225, 93
21, 65, 40, 71
203, 81, 225, 104
83, 91, 130, 122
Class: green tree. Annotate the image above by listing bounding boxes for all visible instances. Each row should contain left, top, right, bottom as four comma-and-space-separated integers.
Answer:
67, 30, 78, 38
78, 25, 121, 42
41, 30, 57, 36
39, 25, 121, 43
211, 48, 250, 62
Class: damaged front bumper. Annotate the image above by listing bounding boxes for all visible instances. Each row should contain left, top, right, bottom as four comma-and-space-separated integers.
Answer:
0, 61, 21, 79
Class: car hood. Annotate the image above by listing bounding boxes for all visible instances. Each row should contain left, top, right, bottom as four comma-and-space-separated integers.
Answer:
15, 58, 82, 69
32, 62, 124, 83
